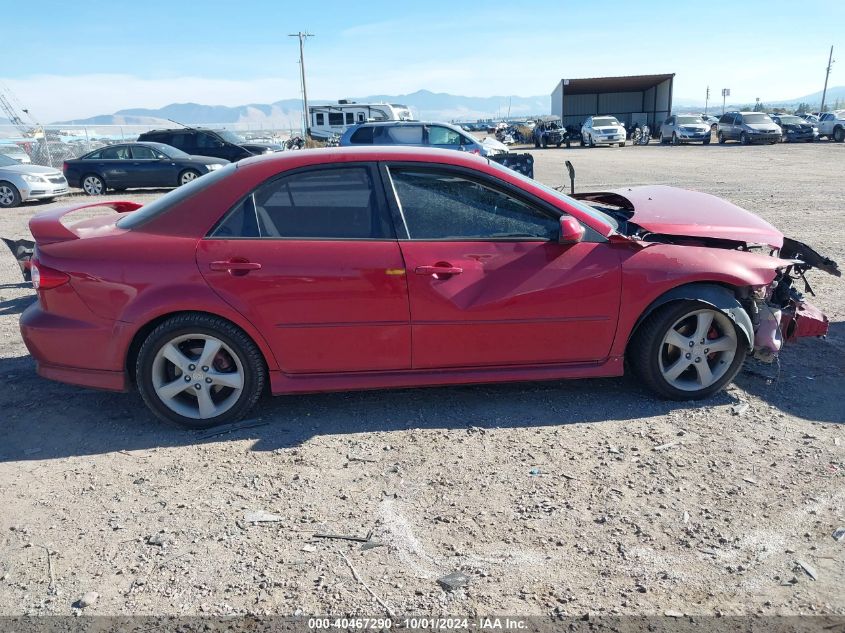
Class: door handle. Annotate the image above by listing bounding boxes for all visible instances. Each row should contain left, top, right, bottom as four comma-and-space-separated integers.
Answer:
209, 260, 262, 274
415, 264, 463, 276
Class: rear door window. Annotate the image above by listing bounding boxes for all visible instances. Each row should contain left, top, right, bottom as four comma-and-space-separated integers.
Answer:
101, 146, 131, 159
211, 166, 393, 240
349, 126, 375, 144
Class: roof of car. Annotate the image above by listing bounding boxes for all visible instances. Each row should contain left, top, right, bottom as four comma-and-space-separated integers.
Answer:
349, 120, 460, 128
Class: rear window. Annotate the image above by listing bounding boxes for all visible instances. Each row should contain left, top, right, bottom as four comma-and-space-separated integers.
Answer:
116, 164, 237, 230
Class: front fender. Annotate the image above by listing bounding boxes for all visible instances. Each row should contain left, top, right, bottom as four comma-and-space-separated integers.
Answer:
632, 283, 754, 352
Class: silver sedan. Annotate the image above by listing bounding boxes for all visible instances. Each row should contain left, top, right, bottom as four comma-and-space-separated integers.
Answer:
0, 154, 69, 208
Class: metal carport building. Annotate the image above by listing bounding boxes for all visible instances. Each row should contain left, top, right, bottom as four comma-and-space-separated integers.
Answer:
551, 74, 675, 130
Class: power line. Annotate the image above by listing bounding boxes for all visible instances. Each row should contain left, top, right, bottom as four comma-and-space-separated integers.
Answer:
288, 31, 314, 135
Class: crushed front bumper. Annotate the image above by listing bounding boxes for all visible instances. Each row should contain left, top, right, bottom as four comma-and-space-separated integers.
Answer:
782, 299, 829, 341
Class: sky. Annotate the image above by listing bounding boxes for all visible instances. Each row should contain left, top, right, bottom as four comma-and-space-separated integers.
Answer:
3, 0, 843, 122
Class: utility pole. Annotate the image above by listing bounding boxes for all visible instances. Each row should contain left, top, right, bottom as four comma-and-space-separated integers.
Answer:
705, 86, 710, 114
820, 45, 834, 113
288, 31, 314, 136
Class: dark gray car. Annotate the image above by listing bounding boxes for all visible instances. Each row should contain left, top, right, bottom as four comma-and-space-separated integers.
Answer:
717, 112, 781, 145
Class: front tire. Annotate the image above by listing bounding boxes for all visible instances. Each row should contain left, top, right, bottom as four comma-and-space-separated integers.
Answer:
136, 313, 266, 429
0, 181, 21, 208
672, 132, 680, 146
628, 301, 745, 400
82, 174, 105, 196
718, 132, 726, 144
179, 169, 201, 186
740, 132, 750, 145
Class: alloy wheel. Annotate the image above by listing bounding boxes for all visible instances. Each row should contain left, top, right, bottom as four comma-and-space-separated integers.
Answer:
180, 171, 199, 185
151, 334, 245, 420
83, 176, 104, 195
0, 185, 16, 207
657, 309, 738, 392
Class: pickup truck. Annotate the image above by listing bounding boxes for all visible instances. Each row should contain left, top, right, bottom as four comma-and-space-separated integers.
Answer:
816, 111, 845, 142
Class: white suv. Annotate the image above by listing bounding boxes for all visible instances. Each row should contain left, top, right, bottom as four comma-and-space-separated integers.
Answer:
581, 116, 627, 147
817, 111, 845, 142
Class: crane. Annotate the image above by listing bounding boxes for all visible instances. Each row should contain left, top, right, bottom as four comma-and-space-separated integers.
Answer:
0, 83, 38, 137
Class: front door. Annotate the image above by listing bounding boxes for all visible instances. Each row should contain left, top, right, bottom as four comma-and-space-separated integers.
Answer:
197, 163, 411, 374
383, 165, 621, 369
129, 145, 173, 187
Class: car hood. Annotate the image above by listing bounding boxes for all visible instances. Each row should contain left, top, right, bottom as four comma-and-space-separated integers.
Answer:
576, 185, 784, 249
0, 164, 63, 177
746, 123, 780, 132
481, 137, 509, 154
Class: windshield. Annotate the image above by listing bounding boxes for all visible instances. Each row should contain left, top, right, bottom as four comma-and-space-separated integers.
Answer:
485, 159, 616, 232
677, 116, 702, 124
592, 117, 619, 127
777, 116, 803, 125
116, 163, 237, 230
742, 113, 772, 124
216, 130, 245, 144
0, 154, 18, 167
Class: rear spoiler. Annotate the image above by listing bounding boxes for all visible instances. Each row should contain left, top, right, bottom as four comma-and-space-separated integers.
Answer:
29, 201, 142, 245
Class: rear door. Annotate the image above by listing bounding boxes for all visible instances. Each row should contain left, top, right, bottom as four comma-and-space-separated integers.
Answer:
97, 145, 132, 187
383, 164, 621, 369
197, 163, 411, 374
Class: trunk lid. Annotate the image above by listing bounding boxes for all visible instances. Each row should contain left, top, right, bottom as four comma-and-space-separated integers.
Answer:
29, 201, 140, 246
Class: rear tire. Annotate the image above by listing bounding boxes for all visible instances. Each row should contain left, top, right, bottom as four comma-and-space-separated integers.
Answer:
740, 132, 750, 145
136, 313, 266, 429
834, 127, 845, 142
628, 301, 746, 400
82, 174, 105, 196
0, 182, 21, 208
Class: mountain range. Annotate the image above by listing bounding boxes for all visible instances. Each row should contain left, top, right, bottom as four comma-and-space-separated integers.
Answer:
2, 86, 844, 129
50, 90, 550, 128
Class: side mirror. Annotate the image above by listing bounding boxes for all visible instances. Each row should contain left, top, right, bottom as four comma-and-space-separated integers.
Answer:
559, 216, 585, 244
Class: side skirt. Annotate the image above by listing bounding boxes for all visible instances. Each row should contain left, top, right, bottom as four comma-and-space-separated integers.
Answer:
269, 356, 624, 395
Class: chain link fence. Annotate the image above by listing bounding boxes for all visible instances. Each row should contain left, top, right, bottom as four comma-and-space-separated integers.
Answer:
0, 123, 301, 168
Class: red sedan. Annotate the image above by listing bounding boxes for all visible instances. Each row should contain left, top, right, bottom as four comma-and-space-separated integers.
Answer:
19, 147, 837, 428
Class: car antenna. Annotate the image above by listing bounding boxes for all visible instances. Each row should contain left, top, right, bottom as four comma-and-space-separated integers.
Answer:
565, 160, 575, 194
167, 118, 197, 131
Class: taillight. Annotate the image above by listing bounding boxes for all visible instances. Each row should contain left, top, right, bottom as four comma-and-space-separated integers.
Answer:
62, 161, 68, 172
31, 262, 69, 290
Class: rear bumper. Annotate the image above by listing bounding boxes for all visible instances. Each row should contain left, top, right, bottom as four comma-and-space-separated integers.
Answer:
20, 301, 130, 391
36, 362, 127, 391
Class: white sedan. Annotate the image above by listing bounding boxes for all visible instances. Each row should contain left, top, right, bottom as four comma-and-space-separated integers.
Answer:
581, 115, 627, 147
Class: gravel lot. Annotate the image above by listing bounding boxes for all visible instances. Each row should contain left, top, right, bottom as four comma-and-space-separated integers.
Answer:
0, 141, 842, 621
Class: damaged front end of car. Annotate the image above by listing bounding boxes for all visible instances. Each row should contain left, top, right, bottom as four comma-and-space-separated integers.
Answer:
573, 186, 840, 365
747, 238, 839, 362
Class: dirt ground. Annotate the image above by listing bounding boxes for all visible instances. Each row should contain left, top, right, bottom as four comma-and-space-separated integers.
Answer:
0, 141, 842, 622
